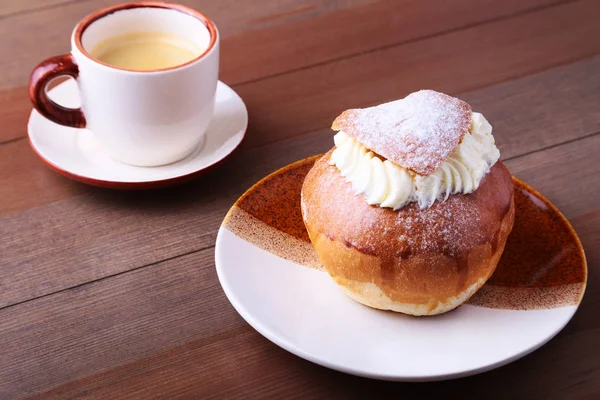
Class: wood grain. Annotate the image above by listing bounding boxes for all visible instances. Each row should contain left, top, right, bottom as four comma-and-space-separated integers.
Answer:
220, 0, 562, 85
235, 0, 600, 147
1, 0, 599, 397
0, 248, 241, 399
0, 133, 322, 308
1, 132, 598, 398
0, 0, 374, 90
2, 56, 600, 308
8, 0, 593, 144
0, 0, 72, 18
0, 0, 562, 144
0, 89, 31, 145
28, 325, 600, 400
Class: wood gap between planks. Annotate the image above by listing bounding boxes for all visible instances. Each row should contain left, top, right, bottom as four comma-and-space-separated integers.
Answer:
0, 244, 213, 312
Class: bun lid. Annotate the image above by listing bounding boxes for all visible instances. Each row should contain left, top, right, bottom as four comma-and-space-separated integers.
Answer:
331, 90, 472, 175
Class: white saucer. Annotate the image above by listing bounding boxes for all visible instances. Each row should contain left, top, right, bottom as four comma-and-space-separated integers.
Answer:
27, 79, 247, 189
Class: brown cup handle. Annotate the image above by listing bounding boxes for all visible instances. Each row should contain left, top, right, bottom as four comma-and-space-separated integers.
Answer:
29, 54, 86, 128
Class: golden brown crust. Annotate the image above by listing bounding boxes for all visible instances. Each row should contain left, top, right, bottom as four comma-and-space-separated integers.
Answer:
331, 90, 472, 175
300, 151, 515, 313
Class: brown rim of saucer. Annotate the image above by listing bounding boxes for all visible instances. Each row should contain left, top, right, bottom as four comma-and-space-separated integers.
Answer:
27, 130, 247, 190
73, 1, 219, 73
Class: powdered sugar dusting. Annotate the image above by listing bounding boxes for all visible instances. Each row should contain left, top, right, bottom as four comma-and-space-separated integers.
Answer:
331, 90, 472, 175
391, 194, 486, 257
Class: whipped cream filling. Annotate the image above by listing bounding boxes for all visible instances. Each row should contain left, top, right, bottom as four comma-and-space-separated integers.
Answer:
329, 112, 500, 209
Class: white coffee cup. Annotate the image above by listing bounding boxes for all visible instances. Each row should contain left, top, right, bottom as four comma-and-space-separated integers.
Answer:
29, 2, 219, 167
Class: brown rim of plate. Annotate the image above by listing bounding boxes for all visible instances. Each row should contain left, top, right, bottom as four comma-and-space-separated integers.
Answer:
510, 176, 587, 289
73, 1, 218, 73
234, 154, 323, 209
224, 154, 588, 308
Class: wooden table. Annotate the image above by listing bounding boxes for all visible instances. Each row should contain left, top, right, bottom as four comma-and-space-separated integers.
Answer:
1, 0, 599, 398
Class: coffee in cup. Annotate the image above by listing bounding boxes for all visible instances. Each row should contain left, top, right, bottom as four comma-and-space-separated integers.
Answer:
90, 32, 202, 71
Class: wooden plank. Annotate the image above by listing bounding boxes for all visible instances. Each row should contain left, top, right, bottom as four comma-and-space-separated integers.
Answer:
0, 0, 561, 144
2, 134, 599, 398
0, 88, 31, 144
28, 324, 600, 399
459, 56, 600, 161
0, 0, 71, 18
0, 0, 374, 90
2, 57, 600, 308
0, 248, 244, 399
0, 132, 325, 308
29, 330, 339, 400
235, 0, 600, 148
0, 137, 87, 212
220, 0, 562, 85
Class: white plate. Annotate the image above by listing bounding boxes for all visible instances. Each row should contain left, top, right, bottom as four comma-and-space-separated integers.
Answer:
215, 156, 586, 381
27, 79, 247, 189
